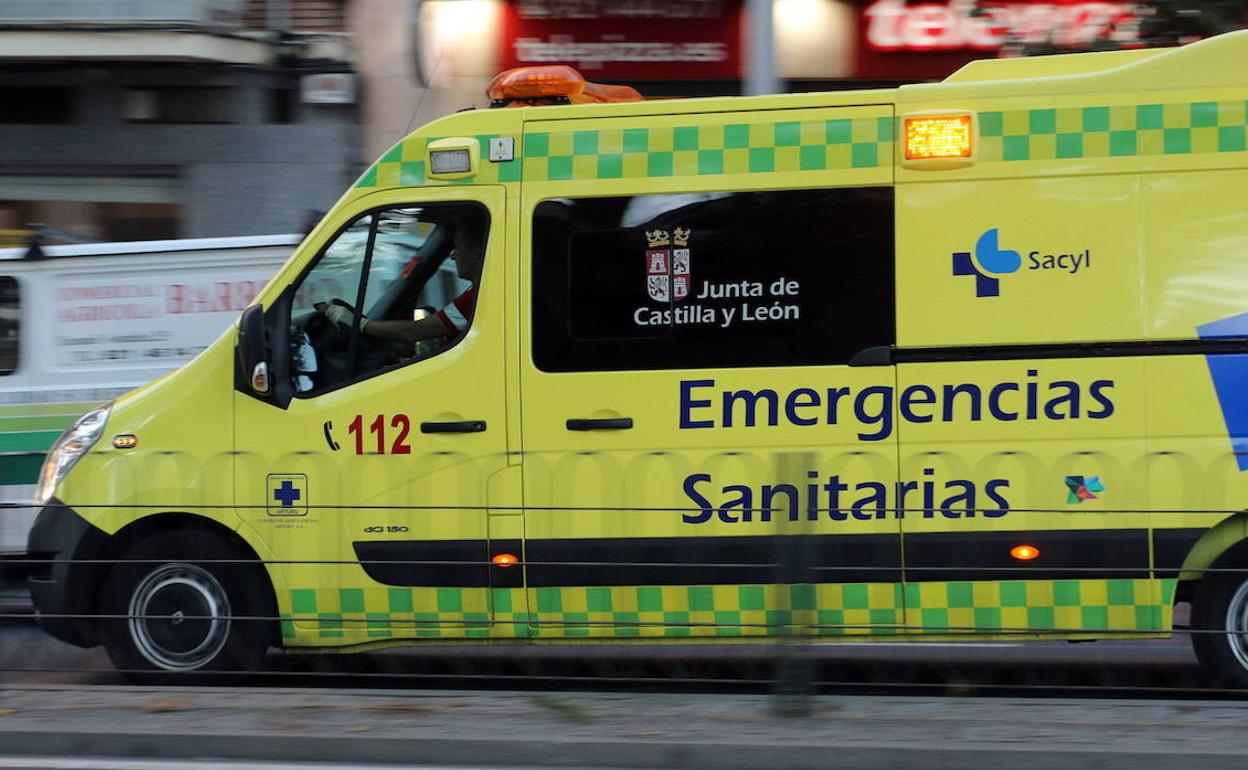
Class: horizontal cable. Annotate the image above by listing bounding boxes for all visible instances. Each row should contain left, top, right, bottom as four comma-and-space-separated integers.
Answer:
4, 611, 1240, 638
10, 556, 1248, 575
5, 502, 1248, 515
0, 664, 1241, 699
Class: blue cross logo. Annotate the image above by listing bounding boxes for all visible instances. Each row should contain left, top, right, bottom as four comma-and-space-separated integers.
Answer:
953, 228, 1022, 298
274, 480, 301, 507
266, 473, 308, 516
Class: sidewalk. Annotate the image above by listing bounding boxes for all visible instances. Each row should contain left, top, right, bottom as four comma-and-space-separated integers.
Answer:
0, 685, 1244, 769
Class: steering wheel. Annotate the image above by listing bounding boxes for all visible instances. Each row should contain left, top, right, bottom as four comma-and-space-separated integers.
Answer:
300, 297, 360, 386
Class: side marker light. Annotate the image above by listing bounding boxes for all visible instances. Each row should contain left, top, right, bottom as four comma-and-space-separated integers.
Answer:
429, 148, 472, 175
492, 553, 518, 567
905, 114, 973, 160
112, 434, 138, 449
1010, 544, 1040, 561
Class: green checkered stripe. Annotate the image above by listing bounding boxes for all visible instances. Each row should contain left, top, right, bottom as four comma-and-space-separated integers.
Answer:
521, 117, 895, 182
908, 578, 1175, 635
353, 117, 894, 189
283, 586, 501, 641
354, 134, 522, 189
281, 578, 1174, 644
979, 100, 1248, 162
528, 582, 902, 638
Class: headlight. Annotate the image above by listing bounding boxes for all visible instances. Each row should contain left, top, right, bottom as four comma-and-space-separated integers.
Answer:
34, 404, 111, 506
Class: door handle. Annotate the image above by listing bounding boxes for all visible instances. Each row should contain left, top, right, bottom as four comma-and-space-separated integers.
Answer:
420, 420, 486, 434
566, 418, 633, 431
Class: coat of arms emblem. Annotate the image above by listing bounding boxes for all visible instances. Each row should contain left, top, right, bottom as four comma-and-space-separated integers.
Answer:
645, 227, 691, 303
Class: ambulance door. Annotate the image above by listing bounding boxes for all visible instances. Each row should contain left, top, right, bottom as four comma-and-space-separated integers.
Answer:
234, 186, 512, 642
519, 106, 902, 640
895, 115, 1154, 637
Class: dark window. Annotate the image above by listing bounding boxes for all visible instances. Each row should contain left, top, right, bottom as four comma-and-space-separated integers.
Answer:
0, 88, 73, 124
0, 276, 18, 375
122, 88, 232, 124
532, 188, 895, 372
288, 203, 489, 396
271, 88, 298, 124
99, 202, 179, 241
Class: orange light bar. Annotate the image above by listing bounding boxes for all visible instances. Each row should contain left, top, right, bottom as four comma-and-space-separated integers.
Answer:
487, 65, 642, 107
905, 114, 973, 160
492, 553, 518, 568
1010, 545, 1040, 561
111, 434, 138, 449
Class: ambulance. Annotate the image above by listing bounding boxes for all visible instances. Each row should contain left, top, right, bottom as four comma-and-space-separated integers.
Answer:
24, 30, 1248, 685
0, 235, 298, 557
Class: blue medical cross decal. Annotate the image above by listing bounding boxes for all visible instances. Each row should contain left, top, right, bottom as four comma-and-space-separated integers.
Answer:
274, 480, 301, 507
266, 473, 308, 516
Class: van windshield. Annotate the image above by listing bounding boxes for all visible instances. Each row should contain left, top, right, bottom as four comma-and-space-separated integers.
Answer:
287, 203, 487, 395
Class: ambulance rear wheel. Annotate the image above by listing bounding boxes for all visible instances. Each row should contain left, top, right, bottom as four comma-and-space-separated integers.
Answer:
101, 532, 271, 683
1191, 566, 1248, 690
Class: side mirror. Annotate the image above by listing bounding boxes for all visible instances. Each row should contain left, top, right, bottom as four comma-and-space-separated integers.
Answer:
238, 304, 270, 395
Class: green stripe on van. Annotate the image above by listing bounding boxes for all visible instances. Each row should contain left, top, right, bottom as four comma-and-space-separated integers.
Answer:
0, 431, 61, 454
0, 415, 76, 432
0, 454, 43, 485
0, 402, 98, 418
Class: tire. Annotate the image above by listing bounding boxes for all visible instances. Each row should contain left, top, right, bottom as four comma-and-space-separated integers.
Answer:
101, 530, 273, 683
1191, 565, 1248, 690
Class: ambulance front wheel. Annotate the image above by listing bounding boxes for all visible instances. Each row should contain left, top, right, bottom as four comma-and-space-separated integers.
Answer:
1191, 561, 1248, 690
101, 531, 272, 682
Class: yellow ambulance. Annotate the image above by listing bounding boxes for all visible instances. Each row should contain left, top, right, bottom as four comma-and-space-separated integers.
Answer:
26, 30, 1248, 685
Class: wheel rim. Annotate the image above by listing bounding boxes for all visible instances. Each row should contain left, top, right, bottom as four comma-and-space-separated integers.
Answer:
1225, 579, 1248, 672
127, 562, 231, 671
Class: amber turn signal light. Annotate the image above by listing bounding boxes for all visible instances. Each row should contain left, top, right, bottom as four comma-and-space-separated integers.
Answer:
492, 553, 518, 567
905, 114, 974, 160
1010, 544, 1040, 561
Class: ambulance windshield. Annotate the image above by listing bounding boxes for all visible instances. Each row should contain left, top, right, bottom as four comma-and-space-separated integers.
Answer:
287, 203, 488, 394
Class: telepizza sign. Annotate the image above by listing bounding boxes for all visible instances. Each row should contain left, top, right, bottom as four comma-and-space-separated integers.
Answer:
499, 0, 743, 80
863, 0, 1139, 51
856, 0, 1140, 78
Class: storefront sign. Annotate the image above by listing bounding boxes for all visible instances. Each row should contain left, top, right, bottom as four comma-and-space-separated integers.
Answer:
500, 0, 742, 79
301, 73, 356, 105
857, 0, 1139, 78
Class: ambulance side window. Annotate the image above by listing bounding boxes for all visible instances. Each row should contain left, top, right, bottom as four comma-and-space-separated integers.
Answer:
0, 276, 16, 375
287, 203, 488, 395
531, 188, 894, 372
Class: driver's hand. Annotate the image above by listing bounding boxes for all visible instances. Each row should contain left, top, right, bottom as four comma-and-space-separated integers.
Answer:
326, 304, 369, 331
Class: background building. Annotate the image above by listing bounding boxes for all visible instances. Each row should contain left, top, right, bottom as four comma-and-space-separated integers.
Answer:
0, 0, 358, 243
359, 0, 1170, 165
3, 0, 1241, 242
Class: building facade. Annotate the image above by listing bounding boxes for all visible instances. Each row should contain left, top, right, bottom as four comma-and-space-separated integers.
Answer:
0, 0, 359, 242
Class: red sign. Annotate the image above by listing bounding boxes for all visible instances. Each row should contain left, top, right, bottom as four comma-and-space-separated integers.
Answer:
499, 0, 742, 80
856, 0, 1140, 79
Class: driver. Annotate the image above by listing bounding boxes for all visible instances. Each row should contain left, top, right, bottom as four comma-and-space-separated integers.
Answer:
323, 216, 484, 343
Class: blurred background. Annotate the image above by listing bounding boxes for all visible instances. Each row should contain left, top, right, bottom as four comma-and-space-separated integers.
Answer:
0, 0, 1244, 247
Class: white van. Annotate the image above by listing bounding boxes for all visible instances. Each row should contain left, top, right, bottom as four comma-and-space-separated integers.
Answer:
0, 235, 299, 554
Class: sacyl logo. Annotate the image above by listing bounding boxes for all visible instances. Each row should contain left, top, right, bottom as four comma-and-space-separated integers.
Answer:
953, 228, 1092, 298
952, 228, 1021, 298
